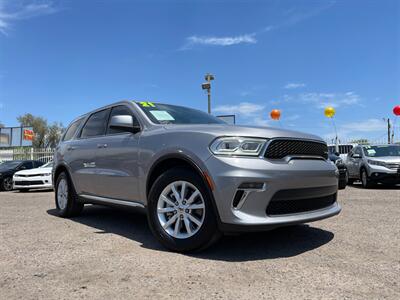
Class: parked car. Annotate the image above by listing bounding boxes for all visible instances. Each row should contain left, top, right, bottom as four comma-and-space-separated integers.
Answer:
346, 144, 400, 188
328, 153, 347, 190
0, 160, 44, 191
13, 161, 54, 192
53, 101, 341, 252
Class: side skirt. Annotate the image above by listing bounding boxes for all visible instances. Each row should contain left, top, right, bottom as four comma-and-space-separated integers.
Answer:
79, 194, 146, 209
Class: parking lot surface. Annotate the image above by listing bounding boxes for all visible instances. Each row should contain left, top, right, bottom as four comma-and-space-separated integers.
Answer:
1, 185, 399, 299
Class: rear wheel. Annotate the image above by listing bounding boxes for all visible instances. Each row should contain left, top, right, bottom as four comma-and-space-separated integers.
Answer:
2, 177, 13, 191
147, 168, 221, 252
361, 168, 374, 188
55, 172, 83, 217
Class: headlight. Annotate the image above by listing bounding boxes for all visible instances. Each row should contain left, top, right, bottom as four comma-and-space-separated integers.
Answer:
210, 137, 268, 156
367, 160, 386, 167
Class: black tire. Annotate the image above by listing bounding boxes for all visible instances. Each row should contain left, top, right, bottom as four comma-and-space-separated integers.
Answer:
147, 167, 221, 252
2, 177, 13, 191
55, 172, 83, 217
346, 171, 354, 185
360, 168, 374, 189
338, 180, 347, 190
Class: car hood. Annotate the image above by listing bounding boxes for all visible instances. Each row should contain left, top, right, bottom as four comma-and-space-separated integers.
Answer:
162, 124, 323, 141
14, 167, 53, 175
367, 156, 400, 163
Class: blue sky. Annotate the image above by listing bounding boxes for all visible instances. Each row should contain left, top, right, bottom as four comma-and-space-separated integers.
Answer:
0, 0, 399, 143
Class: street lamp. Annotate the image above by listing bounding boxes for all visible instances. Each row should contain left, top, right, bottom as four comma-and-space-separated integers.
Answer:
202, 73, 214, 114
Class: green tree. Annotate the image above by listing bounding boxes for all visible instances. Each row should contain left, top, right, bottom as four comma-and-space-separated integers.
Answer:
46, 122, 64, 148
17, 114, 64, 148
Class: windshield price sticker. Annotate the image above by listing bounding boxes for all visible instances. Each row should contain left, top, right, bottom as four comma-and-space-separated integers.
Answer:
150, 110, 175, 121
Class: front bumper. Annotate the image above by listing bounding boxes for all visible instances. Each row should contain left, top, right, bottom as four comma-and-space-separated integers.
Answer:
13, 175, 53, 189
367, 165, 400, 184
205, 155, 341, 232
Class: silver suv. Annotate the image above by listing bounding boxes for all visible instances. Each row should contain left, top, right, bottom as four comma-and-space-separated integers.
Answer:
53, 101, 341, 252
346, 144, 400, 188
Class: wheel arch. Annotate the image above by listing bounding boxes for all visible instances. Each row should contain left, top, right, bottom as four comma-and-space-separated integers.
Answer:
146, 154, 211, 197
53, 163, 75, 189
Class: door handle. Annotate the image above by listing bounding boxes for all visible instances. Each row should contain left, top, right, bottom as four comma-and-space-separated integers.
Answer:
97, 144, 108, 148
67, 146, 76, 151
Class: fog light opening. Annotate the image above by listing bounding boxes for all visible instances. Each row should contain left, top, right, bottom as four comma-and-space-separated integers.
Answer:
232, 182, 267, 210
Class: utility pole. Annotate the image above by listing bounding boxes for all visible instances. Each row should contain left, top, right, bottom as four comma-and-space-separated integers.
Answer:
383, 118, 391, 144
202, 73, 214, 114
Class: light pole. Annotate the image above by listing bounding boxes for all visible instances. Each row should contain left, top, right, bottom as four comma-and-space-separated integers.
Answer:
383, 118, 392, 144
202, 73, 214, 114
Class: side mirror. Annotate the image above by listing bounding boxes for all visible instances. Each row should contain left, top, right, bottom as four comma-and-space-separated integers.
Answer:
353, 153, 361, 159
109, 115, 140, 133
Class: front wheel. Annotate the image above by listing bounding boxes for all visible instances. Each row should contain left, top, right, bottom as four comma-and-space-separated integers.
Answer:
55, 172, 83, 217
361, 169, 374, 188
346, 171, 354, 185
147, 168, 221, 252
2, 177, 13, 191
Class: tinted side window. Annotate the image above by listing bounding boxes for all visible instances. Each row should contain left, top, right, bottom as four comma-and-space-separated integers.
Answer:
107, 105, 139, 135
80, 109, 110, 138
63, 118, 83, 141
21, 161, 33, 169
34, 161, 44, 168
355, 147, 362, 156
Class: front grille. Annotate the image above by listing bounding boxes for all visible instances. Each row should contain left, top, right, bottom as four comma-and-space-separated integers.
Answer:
264, 139, 328, 159
266, 193, 336, 216
16, 174, 44, 177
14, 181, 44, 186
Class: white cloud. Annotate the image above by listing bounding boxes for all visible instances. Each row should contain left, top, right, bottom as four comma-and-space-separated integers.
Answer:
253, 117, 272, 127
284, 82, 306, 89
298, 91, 361, 108
0, 0, 57, 35
341, 119, 387, 132
214, 102, 265, 117
182, 33, 256, 49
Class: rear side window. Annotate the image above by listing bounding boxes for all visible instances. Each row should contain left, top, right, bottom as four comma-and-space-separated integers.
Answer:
80, 109, 110, 138
63, 118, 83, 141
107, 105, 140, 135
21, 161, 34, 169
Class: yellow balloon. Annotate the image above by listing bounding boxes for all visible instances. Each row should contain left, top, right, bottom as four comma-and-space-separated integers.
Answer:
324, 106, 335, 118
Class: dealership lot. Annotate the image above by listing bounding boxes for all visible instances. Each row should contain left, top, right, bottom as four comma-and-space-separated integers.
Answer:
1, 185, 399, 299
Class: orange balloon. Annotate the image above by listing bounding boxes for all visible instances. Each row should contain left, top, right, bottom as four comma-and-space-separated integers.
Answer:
270, 109, 281, 120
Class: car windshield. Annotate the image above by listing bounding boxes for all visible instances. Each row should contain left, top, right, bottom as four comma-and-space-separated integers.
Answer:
363, 145, 400, 157
40, 161, 53, 168
0, 161, 21, 170
135, 102, 225, 125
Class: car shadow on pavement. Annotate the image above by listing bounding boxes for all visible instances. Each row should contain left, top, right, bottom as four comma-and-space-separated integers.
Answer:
348, 183, 400, 190
47, 205, 334, 262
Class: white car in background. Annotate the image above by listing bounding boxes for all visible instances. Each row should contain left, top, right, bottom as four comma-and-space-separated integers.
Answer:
13, 161, 53, 191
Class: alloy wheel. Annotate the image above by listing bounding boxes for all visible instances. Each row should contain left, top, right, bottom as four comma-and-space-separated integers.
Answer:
3, 177, 13, 191
157, 180, 205, 239
361, 170, 367, 187
57, 178, 68, 210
